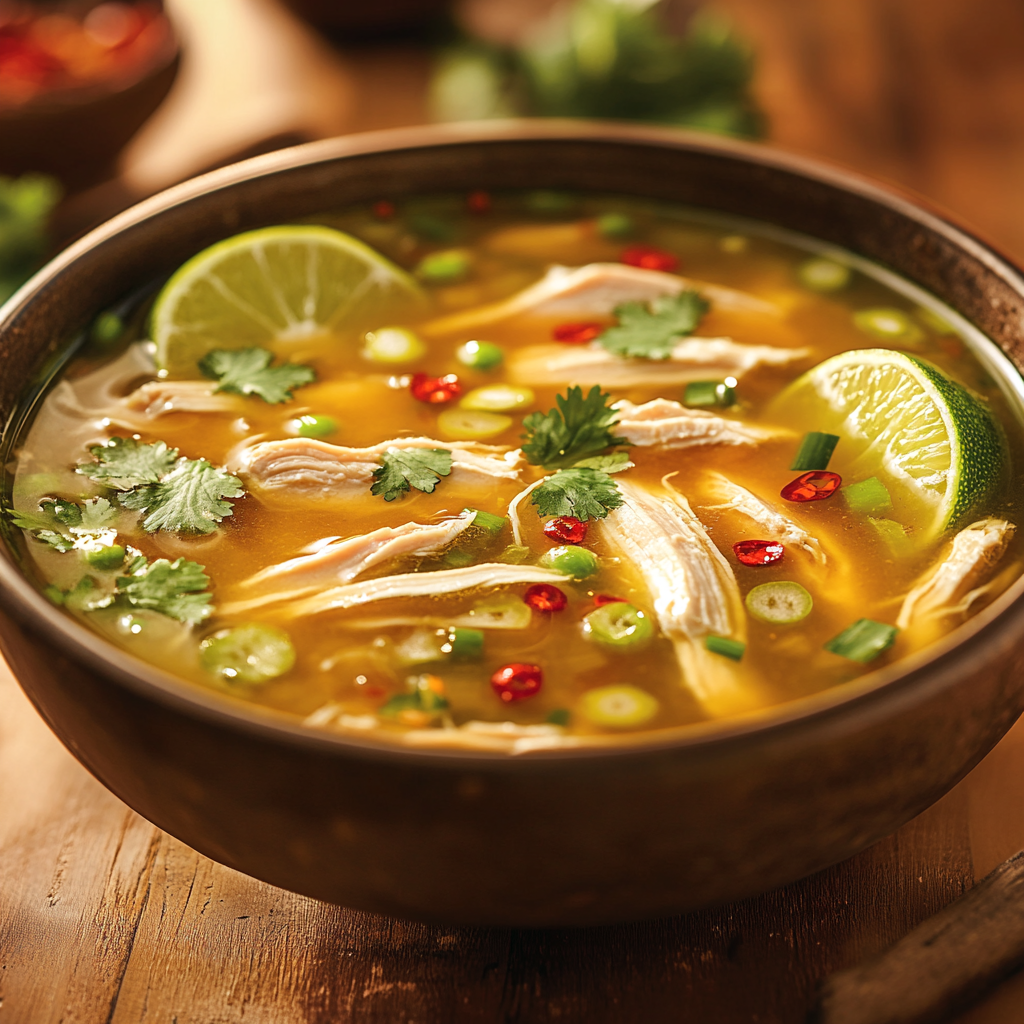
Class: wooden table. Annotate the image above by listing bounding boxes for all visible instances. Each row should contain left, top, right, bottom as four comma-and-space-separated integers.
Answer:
4, 0, 1024, 1020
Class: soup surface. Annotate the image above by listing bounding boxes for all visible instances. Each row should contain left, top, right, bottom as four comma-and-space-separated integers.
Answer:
9, 193, 1024, 751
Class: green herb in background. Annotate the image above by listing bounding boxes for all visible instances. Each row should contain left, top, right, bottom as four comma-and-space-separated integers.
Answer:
0, 175, 61, 304
430, 1, 765, 139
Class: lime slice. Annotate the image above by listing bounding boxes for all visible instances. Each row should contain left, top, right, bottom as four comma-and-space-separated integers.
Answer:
770, 349, 1004, 540
151, 226, 426, 376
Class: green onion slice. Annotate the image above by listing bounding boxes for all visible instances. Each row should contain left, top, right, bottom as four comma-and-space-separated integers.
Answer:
797, 257, 851, 292
790, 431, 839, 471
581, 602, 653, 649
745, 582, 813, 624
580, 685, 659, 727
200, 624, 296, 684
362, 326, 426, 364
684, 378, 737, 408
465, 508, 507, 536
843, 476, 893, 515
825, 619, 898, 663
447, 626, 484, 659
704, 635, 745, 660
853, 308, 923, 343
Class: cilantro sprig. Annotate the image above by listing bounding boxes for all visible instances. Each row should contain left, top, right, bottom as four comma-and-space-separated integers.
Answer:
199, 347, 315, 404
46, 554, 213, 623
531, 452, 633, 522
113, 555, 213, 624
372, 447, 453, 502
597, 290, 709, 360
521, 386, 629, 470
77, 437, 243, 535
10, 497, 116, 552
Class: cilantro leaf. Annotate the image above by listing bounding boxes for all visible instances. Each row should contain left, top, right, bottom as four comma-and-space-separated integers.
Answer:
199, 347, 315, 404
371, 448, 453, 502
113, 556, 212, 624
597, 291, 709, 360
532, 467, 625, 522
9, 497, 116, 552
521, 386, 629, 470
572, 452, 635, 473
120, 458, 244, 534
77, 437, 178, 489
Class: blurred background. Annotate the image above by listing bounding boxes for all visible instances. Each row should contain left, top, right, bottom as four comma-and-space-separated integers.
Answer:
2, 0, 1024, 302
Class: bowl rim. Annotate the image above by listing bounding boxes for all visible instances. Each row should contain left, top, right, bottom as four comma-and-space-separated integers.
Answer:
3, 118, 1024, 767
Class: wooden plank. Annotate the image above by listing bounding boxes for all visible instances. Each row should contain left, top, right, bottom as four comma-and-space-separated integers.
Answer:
814, 852, 1024, 1024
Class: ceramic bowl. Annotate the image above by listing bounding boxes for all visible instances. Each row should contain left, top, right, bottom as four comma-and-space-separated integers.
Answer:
2, 122, 1023, 926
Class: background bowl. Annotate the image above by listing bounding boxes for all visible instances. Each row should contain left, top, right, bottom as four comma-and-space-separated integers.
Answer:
2, 122, 1024, 927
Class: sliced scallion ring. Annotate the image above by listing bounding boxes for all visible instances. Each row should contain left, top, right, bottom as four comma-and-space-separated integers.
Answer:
460, 384, 535, 412
797, 257, 851, 292
362, 326, 426, 363
745, 582, 813, 624
437, 408, 512, 440
200, 624, 296, 683
580, 685, 659, 727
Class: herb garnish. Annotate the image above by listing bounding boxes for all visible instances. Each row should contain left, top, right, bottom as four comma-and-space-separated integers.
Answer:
46, 554, 213, 623
112, 555, 213, 624
77, 437, 243, 534
77, 437, 176, 488
199, 347, 315, 404
521, 386, 628, 470
531, 453, 633, 522
10, 496, 116, 551
371, 447, 453, 502
597, 291, 709, 360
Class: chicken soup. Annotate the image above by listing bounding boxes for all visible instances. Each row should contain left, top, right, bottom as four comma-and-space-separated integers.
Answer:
8, 193, 1023, 751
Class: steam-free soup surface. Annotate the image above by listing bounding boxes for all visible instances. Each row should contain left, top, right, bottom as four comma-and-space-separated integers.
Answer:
11, 193, 1023, 752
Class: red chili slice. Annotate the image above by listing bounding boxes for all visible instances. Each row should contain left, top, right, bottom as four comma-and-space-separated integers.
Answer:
781, 470, 842, 502
372, 199, 395, 219
542, 516, 588, 544
620, 245, 679, 273
523, 583, 567, 612
409, 372, 461, 404
552, 321, 604, 344
491, 663, 543, 703
733, 539, 785, 566
467, 190, 492, 214
593, 593, 627, 607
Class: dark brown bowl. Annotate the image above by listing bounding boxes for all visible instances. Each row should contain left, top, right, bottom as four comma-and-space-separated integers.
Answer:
2, 122, 1024, 927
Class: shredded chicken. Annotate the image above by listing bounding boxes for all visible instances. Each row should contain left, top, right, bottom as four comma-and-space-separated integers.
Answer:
897, 519, 1015, 630
703, 471, 826, 564
233, 436, 523, 496
240, 511, 477, 596
613, 398, 781, 449
507, 337, 810, 388
424, 262, 779, 336
121, 380, 241, 417
220, 562, 570, 618
598, 479, 766, 717
400, 721, 576, 753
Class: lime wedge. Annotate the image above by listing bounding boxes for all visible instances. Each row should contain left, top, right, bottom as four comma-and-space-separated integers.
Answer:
151, 226, 426, 376
770, 349, 1004, 541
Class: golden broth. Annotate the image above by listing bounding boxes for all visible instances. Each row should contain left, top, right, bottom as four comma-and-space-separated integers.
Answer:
12, 193, 1024, 747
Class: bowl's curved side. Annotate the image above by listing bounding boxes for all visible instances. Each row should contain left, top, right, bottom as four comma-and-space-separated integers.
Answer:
3, 595, 1023, 927
2, 125, 1024, 925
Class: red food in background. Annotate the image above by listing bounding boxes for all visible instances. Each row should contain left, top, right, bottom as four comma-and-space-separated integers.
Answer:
0, 2, 171, 108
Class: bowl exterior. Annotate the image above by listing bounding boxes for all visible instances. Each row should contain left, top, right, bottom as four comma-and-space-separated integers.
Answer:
2, 124, 1024, 925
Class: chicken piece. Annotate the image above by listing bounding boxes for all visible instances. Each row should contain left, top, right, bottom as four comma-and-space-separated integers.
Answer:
423, 262, 779, 336
122, 380, 242, 417
613, 398, 781, 449
598, 479, 767, 717
233, 437, 523, 497
703, 471, 826, 564
507, 336, 810, 388
240, 511, 477, 597
220, 563, 570, 618
897, 519, 1015, 631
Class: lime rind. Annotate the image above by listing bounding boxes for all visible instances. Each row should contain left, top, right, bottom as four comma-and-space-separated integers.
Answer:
151, 225, 426, 376
772, 348, 1004, 539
